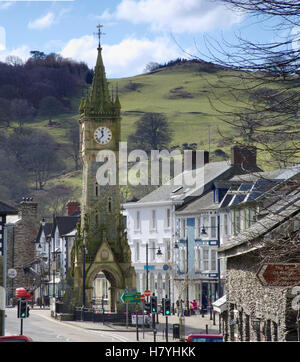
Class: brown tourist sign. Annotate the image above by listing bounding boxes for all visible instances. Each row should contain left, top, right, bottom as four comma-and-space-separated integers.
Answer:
256, 263, 300, 287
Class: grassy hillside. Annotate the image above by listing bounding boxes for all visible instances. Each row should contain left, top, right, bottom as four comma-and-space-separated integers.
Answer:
21, 61, 292, 216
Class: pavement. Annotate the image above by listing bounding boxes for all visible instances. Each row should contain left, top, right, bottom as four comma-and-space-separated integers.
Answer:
57, 311, 221, 342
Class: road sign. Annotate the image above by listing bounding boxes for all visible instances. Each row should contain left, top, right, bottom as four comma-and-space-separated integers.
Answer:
120, 292, 141, 304
144, 290, 151, 297
256, 263, 300, 287
140, 294, 145, 302
7, 268, 17, 279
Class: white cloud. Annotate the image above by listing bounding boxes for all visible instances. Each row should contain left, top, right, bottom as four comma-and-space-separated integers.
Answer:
60, 35, 183, 78
0, 45, 31, 62
28, 12, 55, 30
102, 0, 243, 34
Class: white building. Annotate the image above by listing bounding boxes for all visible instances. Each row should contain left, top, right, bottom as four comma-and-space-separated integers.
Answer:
123, 148, 255, 307
124, 200, 179, 302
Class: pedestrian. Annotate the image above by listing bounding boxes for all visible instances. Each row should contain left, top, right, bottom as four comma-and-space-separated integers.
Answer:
176, 300, 180, 317
190, 300, 198, 315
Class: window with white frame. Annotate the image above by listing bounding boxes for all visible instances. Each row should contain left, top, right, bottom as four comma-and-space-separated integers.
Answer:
135, 241, 140, 261
202, 248, 209, 271
150, 210, 156, 230
235, 210, 241, 235
196, 217, 201, 238
165, 239, 171, 262
202, 214, 209, 236
211, 249, 217, 271
195, 248, 201, 272
223, 214, 228, 235
150, 240, 156, 261
134, 210, 140, 231
211, 216, 217, 238
165, 208, 171, 229
180, 218, 186, 238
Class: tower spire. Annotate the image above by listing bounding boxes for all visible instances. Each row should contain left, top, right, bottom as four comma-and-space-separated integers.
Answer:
83, 24, 113, 115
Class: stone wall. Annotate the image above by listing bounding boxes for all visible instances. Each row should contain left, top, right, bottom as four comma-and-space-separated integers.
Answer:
6, 200, 39, 300
224, 252, 299, 341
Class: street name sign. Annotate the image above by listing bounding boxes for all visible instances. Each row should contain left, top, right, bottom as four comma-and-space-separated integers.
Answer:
256, 263, 300, 287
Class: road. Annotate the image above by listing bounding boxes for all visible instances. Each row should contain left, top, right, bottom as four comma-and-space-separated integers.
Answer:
4, 307, 130, 342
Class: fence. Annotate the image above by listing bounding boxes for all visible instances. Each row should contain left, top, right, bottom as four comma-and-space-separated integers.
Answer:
74, 307, 133, 325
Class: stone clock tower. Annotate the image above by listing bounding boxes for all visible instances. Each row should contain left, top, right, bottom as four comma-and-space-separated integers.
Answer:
65, 29, 135, 312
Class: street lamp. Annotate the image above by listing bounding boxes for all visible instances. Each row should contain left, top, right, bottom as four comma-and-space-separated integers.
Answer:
145, 243, 162, 297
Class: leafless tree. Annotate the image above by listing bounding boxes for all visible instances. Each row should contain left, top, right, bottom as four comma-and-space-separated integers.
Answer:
196, 0, 300, 169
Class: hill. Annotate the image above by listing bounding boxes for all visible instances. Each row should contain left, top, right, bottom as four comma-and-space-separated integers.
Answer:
1, 58, 292, 218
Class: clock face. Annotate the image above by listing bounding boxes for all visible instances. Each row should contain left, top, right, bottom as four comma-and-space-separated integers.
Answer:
94, 127, 112, 145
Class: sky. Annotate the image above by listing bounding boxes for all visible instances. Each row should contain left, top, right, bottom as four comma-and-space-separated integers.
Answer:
0, 0, 296, 78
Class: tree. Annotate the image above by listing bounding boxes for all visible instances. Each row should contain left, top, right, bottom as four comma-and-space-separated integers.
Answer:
64, 123, 81, 171
128, 112, 173, 153
7, 128, 63, 190
0, 97, 11, 128
38, 96, 64, 123
10, 99, 35, 129
201, 0, 300, 169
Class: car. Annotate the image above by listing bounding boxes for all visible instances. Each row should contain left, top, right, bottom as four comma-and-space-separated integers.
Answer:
186, 334, 223, 342
0, 335, 32, 342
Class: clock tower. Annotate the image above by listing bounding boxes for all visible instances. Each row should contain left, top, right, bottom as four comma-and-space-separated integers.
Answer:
66, 28, 135, 312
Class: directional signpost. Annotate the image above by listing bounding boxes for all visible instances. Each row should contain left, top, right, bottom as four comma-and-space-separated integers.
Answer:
256, 263, 300, 287
120, 291, 141, 304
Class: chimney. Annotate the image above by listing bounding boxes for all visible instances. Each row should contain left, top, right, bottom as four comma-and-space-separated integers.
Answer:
19, 197, 38, 219
66, 200, 80, 216
231, 145, 258, 172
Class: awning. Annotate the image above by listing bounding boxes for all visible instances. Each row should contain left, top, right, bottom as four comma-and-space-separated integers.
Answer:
212, 294, 227, 313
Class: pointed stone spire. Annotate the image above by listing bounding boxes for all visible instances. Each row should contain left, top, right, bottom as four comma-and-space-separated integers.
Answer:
114, 84, 121, 112
80, 25, 120, 118
89, 45, 112, 114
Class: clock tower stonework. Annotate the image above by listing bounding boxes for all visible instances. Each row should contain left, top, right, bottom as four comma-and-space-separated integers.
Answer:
64, 42, 135, 312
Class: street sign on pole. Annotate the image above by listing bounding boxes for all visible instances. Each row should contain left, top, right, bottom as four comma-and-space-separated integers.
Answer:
144, 290, 151, 297
120, 291, 141, 304
256, 263, 300, 287
140, 294, 145, 302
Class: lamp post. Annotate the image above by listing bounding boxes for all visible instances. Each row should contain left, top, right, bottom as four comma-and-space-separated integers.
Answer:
174, 237, 189, 314
82, 230, 87, 308
145, 243, 162, 300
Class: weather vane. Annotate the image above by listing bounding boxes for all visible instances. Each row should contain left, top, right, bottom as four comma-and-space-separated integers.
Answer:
94, 24, 105, 48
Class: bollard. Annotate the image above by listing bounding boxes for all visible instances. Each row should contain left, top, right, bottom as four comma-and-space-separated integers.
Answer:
206, 324, 208, 334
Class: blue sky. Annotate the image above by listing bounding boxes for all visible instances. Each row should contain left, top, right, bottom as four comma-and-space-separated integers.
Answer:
0, 0, 295, 78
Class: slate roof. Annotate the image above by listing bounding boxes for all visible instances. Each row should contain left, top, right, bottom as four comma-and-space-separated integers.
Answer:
138, 161, 233, 203
55, 216, 80, 236
176, 190, 218, 215
0, 201, 17, 215
219, 188, 300, 256
34, 223, 53, 244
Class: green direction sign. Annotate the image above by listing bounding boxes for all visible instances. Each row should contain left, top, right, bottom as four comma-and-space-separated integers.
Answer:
120, 292, 141, 304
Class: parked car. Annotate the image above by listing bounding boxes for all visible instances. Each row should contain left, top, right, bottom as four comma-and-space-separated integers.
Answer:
0, 335, 32, 342
186, 334, 223, 342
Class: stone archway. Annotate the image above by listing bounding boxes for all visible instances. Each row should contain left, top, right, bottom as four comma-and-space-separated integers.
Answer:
86, 263, 123, 312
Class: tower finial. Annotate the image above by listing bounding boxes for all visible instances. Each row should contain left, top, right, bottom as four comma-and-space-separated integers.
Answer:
94, 24, 105, 49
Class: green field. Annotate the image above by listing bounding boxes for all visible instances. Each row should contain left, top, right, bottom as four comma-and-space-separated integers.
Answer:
20, 61, 299, 214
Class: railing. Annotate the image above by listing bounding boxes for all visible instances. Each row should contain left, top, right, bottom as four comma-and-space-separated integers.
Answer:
74, 307, 133, 325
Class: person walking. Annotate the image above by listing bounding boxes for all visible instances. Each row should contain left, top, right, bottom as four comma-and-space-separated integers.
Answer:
176, 300, 180, 317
